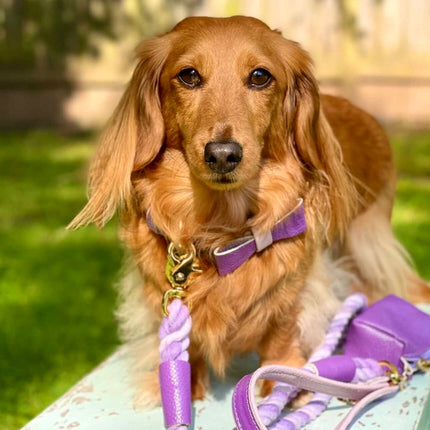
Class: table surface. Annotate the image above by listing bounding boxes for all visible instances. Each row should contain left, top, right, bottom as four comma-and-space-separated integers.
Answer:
23, 305, 430, 430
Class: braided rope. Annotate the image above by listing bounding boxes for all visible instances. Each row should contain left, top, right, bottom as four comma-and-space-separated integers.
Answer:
159, 299, 192, 362
258, 293, 368, 429
158, 294, 386, 430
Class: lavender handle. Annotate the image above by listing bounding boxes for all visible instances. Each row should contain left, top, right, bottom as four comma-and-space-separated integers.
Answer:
159, 360, 192, 428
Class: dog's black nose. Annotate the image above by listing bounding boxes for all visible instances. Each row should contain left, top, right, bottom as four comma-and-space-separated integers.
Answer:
204, 141, 243, 174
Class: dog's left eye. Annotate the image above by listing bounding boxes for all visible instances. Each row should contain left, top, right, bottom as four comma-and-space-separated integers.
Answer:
177, 68, 202, 88
248, 68, 272, 88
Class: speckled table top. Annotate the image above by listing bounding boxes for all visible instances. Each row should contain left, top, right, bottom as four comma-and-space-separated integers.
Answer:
23, 305, 430, 430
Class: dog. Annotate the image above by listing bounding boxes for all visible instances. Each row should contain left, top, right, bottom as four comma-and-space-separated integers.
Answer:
69, 16, 429, 406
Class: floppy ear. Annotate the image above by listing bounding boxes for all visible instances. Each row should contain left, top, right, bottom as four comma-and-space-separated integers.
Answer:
284, 45, 358, 240
68, 35, 171, 229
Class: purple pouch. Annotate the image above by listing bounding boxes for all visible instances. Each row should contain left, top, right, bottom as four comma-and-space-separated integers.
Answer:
344, 295, 430, 371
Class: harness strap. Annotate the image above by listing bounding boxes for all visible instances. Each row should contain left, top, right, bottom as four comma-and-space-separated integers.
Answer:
146, 199, 307, 276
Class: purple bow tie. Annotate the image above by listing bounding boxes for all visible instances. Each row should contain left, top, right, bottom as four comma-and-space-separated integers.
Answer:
213, 199, 306, 275
146, 199, 307, 276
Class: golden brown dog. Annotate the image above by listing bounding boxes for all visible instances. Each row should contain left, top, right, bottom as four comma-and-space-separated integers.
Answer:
70, 16, 429, 406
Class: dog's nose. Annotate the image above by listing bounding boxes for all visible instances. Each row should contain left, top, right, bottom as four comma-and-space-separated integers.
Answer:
204, 141, 243, 174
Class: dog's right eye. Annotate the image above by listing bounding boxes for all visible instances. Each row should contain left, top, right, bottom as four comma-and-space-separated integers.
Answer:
177, 68, 202, 88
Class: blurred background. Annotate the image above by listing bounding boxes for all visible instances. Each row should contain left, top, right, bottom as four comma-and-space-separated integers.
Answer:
1, 1, 429, 428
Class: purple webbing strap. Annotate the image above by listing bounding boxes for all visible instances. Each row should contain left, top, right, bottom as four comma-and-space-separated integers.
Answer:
158, 300, 192, 430
256, 293, 368, 429
214, 200, 307, 276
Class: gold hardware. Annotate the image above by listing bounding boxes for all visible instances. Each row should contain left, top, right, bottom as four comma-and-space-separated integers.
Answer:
379, 360, 408, 390
162, 289, 187, 317
162, 242, 202, 316
165, 243, 202, 288
417, 358, 430, 373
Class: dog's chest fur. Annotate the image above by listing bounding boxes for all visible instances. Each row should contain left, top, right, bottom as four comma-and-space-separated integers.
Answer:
121, 205, 316, 375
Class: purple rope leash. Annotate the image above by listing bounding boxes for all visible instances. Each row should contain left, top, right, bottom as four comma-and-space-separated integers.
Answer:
257, 293, 370, 429
158, 294, 385, 430
159, 299, 192, 362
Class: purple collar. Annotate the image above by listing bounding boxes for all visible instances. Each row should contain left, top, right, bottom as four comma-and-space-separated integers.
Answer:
146, 198, 307, 276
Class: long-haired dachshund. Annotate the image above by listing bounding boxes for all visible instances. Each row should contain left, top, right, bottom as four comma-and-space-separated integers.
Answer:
69, 16, 429, 406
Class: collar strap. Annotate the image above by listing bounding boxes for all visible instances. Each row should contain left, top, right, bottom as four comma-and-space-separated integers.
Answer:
146, 198, 306, 276
213, 198, 306, 275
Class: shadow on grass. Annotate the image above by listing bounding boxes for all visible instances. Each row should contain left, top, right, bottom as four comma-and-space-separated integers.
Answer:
0, 131, 122, 427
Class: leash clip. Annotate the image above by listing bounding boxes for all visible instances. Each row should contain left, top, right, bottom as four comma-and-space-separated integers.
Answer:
162, 242, 202, 316
379, 360, 408, 390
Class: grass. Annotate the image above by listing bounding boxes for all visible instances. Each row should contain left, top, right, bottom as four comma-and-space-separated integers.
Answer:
391, 131, 430, 279
0, 131, 122, 429
1, 129, 429, 429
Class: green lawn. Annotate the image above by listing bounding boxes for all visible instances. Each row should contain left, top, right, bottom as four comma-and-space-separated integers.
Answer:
1, 129, 429, 428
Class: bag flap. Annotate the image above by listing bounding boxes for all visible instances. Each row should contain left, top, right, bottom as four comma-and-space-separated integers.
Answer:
344, 295, 430, 368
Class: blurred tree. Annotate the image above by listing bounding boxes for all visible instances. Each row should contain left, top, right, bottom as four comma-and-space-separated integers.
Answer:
0, 0, 203, 71
0, 0, 121, 70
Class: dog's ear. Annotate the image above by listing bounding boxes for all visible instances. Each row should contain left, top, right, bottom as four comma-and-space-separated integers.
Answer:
283, 44, 358, 240
68, 35, 171, 229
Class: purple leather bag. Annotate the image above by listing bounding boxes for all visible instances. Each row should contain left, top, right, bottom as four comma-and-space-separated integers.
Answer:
344, 294, 430, 370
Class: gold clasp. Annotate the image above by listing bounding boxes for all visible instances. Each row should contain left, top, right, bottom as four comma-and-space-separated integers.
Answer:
379, 360, 408, 390
165, 242, 202, 288
162, 289, 187, 317
162, 242, 202, 316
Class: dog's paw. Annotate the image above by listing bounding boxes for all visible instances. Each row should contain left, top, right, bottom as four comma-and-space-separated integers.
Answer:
132, 370, 161, 410
289, 390, 314, 408
256, 380, 313, 409
257, 379, 275, 398
191, 375, 208, 401
191, 358, 210, 401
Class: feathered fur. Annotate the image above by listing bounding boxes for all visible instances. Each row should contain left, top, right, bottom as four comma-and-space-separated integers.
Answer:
69, 16, 429, 406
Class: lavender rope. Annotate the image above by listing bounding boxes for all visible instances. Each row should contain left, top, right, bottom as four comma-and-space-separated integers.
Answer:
159, 299, 192, 430
258, 293, 368, 429
158, 294, 383, 430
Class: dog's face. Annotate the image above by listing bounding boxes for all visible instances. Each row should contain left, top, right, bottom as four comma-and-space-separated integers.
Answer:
70, 16, 355, 241
159, 17, 289, 190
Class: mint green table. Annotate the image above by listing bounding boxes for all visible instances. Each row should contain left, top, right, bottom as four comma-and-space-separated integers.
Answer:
23, 306, 430, 430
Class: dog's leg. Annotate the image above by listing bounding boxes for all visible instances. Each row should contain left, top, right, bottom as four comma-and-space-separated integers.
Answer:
189, 348, 210, 401
257, 320, 306, 398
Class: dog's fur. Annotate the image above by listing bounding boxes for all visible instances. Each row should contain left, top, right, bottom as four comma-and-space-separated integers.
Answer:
70, 16, 429, 405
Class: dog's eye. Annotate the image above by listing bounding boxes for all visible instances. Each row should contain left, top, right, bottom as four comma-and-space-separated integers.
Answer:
177, 68, 202, 88
248, 68, 272, 89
